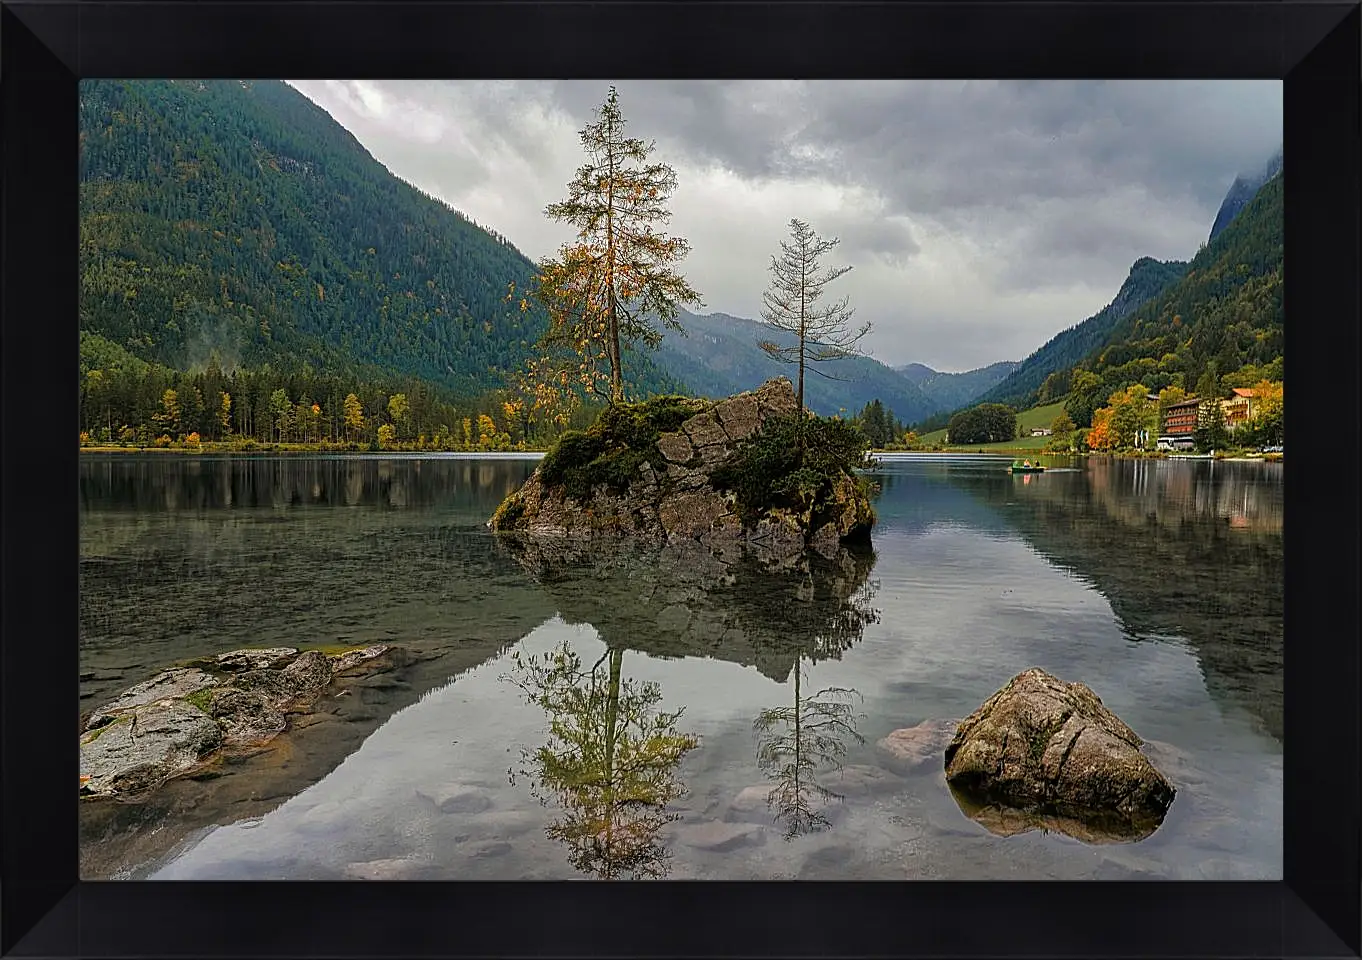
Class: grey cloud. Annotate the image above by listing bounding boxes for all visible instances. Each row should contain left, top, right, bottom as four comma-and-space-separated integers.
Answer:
286, 79, 1280, 371
823, 215, 921, 268
528, 81, 1281, 312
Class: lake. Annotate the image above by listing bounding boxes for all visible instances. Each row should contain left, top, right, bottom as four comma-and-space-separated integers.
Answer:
79, 453, 1283, 881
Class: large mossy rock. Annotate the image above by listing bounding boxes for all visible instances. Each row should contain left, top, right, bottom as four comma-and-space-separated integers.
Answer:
80, 644, 401, 799
489, 378, 876, 554
943, 668, 1176, 834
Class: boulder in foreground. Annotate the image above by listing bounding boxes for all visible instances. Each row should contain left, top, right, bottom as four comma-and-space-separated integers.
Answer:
943, 668, 1175, 834
80, 644, 401, 799
488, 378, 876, 556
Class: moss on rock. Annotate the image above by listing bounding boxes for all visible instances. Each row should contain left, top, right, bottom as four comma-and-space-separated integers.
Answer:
539, 395, 707, 501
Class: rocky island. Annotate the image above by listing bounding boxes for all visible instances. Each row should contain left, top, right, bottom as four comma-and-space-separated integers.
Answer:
488, 378, 877, 556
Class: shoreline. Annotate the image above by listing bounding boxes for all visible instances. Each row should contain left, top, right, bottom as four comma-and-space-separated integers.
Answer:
79, 444, 548, 457
871, 449, 1281, 462
78, 445, 1281, 463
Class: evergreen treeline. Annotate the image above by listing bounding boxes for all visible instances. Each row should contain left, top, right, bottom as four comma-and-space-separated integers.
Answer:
850, 399, 906, 448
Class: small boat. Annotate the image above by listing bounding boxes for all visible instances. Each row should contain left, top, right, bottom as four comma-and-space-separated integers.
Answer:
1009, 460, 1045, 474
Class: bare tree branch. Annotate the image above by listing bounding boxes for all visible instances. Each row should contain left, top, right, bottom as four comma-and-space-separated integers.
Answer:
756, 218, 871, 416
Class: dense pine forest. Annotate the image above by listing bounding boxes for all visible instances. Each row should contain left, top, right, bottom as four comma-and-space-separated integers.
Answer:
78, 79, 683, 447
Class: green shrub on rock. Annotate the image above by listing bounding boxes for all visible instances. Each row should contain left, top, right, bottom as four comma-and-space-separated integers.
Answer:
539, 395, 707, 501
710, 415, 874, 531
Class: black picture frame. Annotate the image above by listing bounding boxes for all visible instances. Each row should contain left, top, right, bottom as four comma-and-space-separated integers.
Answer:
3, 2, 1358, 957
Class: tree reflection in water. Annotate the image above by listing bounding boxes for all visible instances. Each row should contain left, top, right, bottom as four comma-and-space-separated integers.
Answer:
750, 555, 879, 839
753, 672, 864, 839
503, 642, 699, 879
495, 536, 884, 852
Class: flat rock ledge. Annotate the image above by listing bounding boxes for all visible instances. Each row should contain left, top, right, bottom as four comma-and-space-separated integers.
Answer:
488, 378, 875, 558
79, 645, 400, 799
943, 668, 1176, 837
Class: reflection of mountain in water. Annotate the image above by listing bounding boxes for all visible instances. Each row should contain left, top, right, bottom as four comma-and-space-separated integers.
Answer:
933, 459, 1283, 742
499, 538, 881, 683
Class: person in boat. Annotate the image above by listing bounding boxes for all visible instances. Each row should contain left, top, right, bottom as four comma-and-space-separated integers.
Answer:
1022, 459, 1033, 468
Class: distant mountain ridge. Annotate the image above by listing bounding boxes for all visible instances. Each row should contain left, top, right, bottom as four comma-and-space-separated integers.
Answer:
973, 256, 1190, 412
655, 311, 940, 423
1208, 146, 1283, 242
894, 360, 1020, 412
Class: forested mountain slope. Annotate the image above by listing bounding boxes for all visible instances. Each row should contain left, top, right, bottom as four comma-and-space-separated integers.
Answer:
78, 79, 683, 401
1208, 147, 1282, 243
895, 360, 1020, 412
974, 257, 1190, 412
1076, 171, 1283, 403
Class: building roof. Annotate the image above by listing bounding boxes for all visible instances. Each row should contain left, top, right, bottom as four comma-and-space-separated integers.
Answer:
1231, 387, 1258, 398
1165, 397, 1201, 409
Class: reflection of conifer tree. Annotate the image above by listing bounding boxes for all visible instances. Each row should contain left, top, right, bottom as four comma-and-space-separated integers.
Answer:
753, 663, 864, 839
505, 642, 698, 879
751, 558, 877, 839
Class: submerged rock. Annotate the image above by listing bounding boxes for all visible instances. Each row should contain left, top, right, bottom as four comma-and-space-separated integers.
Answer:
675, 820, 766, 853
415, 783, 494, 815
488, 378, 876, 553
943, 668, 1175, 837
817, 764, 904, 798
342, 857, 430, 881
876, 718, 960, 775
80, 644, 403, 800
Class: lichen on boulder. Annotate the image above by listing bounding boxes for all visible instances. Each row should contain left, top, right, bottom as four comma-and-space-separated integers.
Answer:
943, 668, 1176, 838
489, 378, 877, 554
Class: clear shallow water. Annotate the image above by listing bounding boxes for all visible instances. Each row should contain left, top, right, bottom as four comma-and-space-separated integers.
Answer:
79, 453, 1283, 880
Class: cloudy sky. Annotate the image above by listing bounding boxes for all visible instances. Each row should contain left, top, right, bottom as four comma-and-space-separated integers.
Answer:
287, 80, 1281, 371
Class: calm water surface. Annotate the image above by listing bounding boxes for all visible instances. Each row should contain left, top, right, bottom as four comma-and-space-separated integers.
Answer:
79, 453, 1283, 881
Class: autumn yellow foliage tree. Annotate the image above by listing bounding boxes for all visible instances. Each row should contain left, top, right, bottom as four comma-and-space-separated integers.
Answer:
153, 389, 181, 437
387, 394, 410, 439
343, 393, 364, 441
525, 86, 703, 405
218, 392, 232, 438
1251, 379, 1283, 419
1106, 385, 1159, 450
